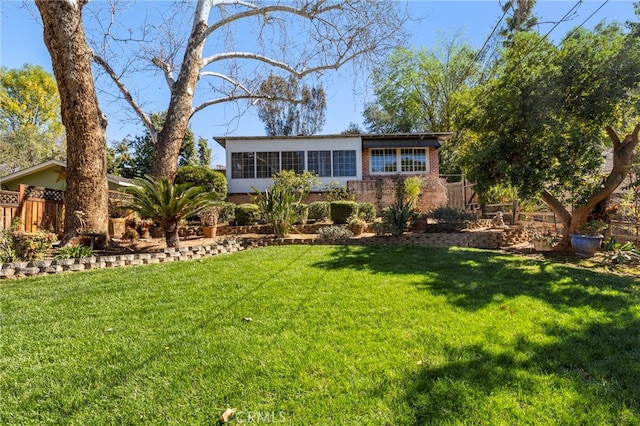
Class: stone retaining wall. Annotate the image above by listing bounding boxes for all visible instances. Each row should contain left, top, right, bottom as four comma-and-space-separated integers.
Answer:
1, 227, 530, 280
0, 240, 243, 280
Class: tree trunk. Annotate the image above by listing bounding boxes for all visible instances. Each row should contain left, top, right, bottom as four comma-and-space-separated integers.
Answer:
35, 0, 109, 248
164, 221, 180, 248
150, 3, 209, 182
540, 124, 640, 247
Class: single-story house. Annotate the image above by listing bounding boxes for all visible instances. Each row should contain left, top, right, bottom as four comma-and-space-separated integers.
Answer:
0, 159, 133, 192
214, 133, 454, 211
0, 160, 134, 232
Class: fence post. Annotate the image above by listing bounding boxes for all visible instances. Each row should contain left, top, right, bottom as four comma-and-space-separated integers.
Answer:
17, 184, 26, 232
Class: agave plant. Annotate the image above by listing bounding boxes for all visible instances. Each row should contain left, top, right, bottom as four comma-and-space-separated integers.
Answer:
252, 184, 305, 238
125, 176, 216, 247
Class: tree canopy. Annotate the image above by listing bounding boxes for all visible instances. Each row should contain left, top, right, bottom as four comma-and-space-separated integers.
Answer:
458, 18, 640, 240
0, 64, 65, 175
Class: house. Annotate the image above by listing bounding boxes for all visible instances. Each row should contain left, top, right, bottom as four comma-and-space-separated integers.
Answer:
0, 159, 134, 232
214, 133, 454, 211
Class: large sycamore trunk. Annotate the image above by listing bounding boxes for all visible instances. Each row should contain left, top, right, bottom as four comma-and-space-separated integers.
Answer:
36, 0, 109, 247
542, 124, 640, 247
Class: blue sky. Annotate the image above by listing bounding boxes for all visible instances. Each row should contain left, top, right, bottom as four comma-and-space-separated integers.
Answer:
0, 1, 635, 166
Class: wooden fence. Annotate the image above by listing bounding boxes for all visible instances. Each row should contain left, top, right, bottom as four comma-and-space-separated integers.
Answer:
445, 178, 478, 211
1, 185, 131, 233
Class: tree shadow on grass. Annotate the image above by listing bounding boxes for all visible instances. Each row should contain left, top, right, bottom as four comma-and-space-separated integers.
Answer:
403, 315, 640, 424
313, 245, 640, 423
312, 245, 638, 313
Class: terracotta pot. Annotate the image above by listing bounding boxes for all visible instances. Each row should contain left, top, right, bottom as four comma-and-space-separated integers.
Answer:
202, 225, 217, 239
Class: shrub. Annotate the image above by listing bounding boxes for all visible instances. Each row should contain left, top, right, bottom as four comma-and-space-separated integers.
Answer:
428, 206, 475, 224
175, 165, 227, 200
381, 199, 415, 236
308, 201, 330, 221
122, 228, 140, 242
316, 225, 353, 239
216, 202, 236, 224
234, 203, 261, 226
55, 245, 94, 259
325, 182, 354, 201
404, 176, 422, 202
11, 231, 57, 261
357, 202, 377, 221
252, 186, 305, 238
330, 201, 358, 224
0, 229, 17, 263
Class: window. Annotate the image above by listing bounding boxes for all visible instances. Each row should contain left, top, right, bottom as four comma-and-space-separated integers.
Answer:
371, 149, 397, 173
400, 148, 427, 172
371, 148, 428, 174
256, 151, 280, 178
308, 151, 332, 177
281, 151, 305, 173
231, 152, 255, 179
332, 150, 356, 177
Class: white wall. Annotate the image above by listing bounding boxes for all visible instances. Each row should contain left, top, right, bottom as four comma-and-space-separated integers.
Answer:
225, 136, 362, 194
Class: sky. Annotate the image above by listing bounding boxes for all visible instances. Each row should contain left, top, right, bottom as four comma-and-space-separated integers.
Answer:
0, 0, 636, 167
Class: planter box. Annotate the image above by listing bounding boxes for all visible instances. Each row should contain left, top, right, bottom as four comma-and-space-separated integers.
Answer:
108, 218, 127, 238
533, 240, 553, 251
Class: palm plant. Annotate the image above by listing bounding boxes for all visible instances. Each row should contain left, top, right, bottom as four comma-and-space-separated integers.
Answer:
125, 176, 216, 247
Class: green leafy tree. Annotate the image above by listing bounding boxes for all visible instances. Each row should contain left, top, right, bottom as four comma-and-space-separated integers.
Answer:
0, 64, 65, 175
459, 23, 640, 245
256, 75, 327, 136
363, 39, 479, 175
175, 165, 227, 200
125, 176, 216, 247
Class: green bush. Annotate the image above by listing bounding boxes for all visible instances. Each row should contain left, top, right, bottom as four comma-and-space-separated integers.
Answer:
428, 206, 475, 224
175, 165, 227, 200
316, 225, 353, 239
55, 245, 94, 259
357, 202, 377, 221
0, 229, 17, 263
216, 202, 236, 224
11, 231, 57, 261
308, 201, 330, 221
234, 203, 261, 226
330, 201, 358, 224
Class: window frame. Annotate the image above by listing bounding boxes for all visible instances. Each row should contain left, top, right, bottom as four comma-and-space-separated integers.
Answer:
369, 147, 429, 175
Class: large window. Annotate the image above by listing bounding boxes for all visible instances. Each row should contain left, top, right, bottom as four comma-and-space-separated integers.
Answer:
281, 151, 305, 173
230, 149, 357, 179
231, 152, 255, 179
370, 149, 397, 173
308, 151, 332, 177
256, 151, 280, 178
332, 150, 357, 177
371, 148, 428, 174
400, 148, 427, 172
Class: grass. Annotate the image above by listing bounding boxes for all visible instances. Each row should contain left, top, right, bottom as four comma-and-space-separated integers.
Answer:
1, 245, 639, 425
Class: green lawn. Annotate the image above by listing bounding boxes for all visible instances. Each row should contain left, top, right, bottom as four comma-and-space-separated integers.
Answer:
1, 245, 639, 425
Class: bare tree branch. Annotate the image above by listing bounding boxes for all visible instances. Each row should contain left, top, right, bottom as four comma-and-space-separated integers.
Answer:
92, 54, 157, 143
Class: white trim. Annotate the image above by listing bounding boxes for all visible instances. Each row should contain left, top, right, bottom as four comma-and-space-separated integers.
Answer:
369, 147, 430, 175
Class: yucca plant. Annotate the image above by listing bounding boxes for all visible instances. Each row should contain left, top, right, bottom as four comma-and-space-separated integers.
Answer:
252, 185, 305, 238
125, 176, 216, 247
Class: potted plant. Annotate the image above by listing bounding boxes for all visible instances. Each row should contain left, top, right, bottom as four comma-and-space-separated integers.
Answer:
571, 220, 608, 257
198, 205, 220, 239
108, 202, 128, 238
528, 227, 557, 251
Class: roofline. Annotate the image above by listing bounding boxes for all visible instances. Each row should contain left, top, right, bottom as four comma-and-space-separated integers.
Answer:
0, 159, 134, 187
213, 132, 456, 147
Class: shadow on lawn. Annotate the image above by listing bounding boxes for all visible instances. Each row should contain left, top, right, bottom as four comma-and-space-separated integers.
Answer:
313, 245, 638, 313
313, 245, 640, 423
404, 314, 640, 424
